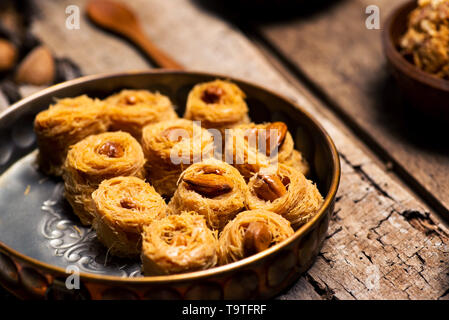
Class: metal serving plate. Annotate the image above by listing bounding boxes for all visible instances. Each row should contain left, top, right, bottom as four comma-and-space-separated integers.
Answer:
0, 70, 340, 300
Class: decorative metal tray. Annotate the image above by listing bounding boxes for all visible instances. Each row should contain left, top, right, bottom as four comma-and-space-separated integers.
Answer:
0, 70, 340, 300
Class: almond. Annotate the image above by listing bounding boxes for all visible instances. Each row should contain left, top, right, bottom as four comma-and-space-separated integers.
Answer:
98, 141, 124, 158
201, 85, 224, 104
243, 221, 272, 256
0, 39, 17, 71
243, 122, 288, 156
253, 174, 287, 202
183, 173, 233, 198
120, 197, 137, 209
124, 95, 137, 105
15, 46, 55, 86
243, 163, 261, 176
281, 175, 291, 187
202, 167, 224, 175
161, 126, 193, 142
265, 122, 288, 156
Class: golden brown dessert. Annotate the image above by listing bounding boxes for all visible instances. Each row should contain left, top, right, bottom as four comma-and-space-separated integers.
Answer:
34, 95, 109, 176
168, 158, 248, 230
231, 122, 309, 177
141, 119, 215, 197
184, 80, 250, 132
105, 89, 178, 139
400, 0, 449, 79
246, 164, 323, 228
63, 131, 145, 226
218, 209, 294, 265
223, 125, 271, 180
33, 83, 325, 271
92, 176, 168, 257
283, 150, 309, 177
141, 212, 218, 275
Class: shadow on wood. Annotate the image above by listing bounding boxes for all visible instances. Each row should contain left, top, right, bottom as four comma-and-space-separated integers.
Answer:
368, 65, 449, 154
191, 0, 345, 24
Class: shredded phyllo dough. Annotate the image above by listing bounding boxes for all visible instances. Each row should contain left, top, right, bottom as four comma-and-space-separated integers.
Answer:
92, 176, 168, 257
218, 209, 294, 265
63, 131, 145, 226
224, 126, 271, 180
169, 158, 248, 230
184, 79, 250, 132
33, 80, 326, 274
230, 122, 310, 178
141, 119, 214, 197
246, 164, 323, 229
141, 212, 218, 275
105, 89, 178, 139
34, 95, 109, 176
400, 0, 449, 79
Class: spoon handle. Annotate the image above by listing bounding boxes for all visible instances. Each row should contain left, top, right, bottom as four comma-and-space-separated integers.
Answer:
130, 30, 184, 70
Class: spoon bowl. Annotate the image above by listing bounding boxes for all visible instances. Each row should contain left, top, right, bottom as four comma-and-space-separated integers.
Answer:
87, 0, 139, 35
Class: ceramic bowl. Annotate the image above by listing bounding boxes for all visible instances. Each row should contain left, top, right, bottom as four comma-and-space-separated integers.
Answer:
383, 0, 449, 119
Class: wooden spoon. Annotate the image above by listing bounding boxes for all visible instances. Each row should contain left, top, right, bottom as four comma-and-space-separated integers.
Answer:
86, 0, 183, 69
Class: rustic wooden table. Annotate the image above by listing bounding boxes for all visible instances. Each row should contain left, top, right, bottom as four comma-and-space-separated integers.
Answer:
1, 0, 449, 300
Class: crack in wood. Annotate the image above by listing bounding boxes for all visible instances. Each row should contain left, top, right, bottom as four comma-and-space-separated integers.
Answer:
305, 273, 337, 300
415, 252, 426, 265
326, 226, 343, 240
304, 154, 449, 299
361, 251, 373, 264
340, 153, 395, 202
369, 210, 394, 233
400, 210, 440, 236
439, 287, 449, 299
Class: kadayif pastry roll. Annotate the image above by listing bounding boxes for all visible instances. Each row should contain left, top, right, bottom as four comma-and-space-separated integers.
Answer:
218, 209, 294, 265
184, 80, 250, 133
34, 95, 109, 176
104, 89, 178, 139
232, 121, 309, 176
141, 119, 214, 197
169, 158, 247, 230
141, 212, 218, 275
246, 164, 323, 228
92, 176, 168, 257
63, 131, 145, 225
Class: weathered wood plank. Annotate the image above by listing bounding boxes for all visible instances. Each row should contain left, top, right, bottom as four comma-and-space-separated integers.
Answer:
30, 0, 449, 299
0, 91, 8, 112
255, 0, 449, 216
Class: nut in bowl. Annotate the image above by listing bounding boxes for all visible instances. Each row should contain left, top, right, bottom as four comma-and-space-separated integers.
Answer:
383, 0, 449, 119
0, 70, 340, 300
